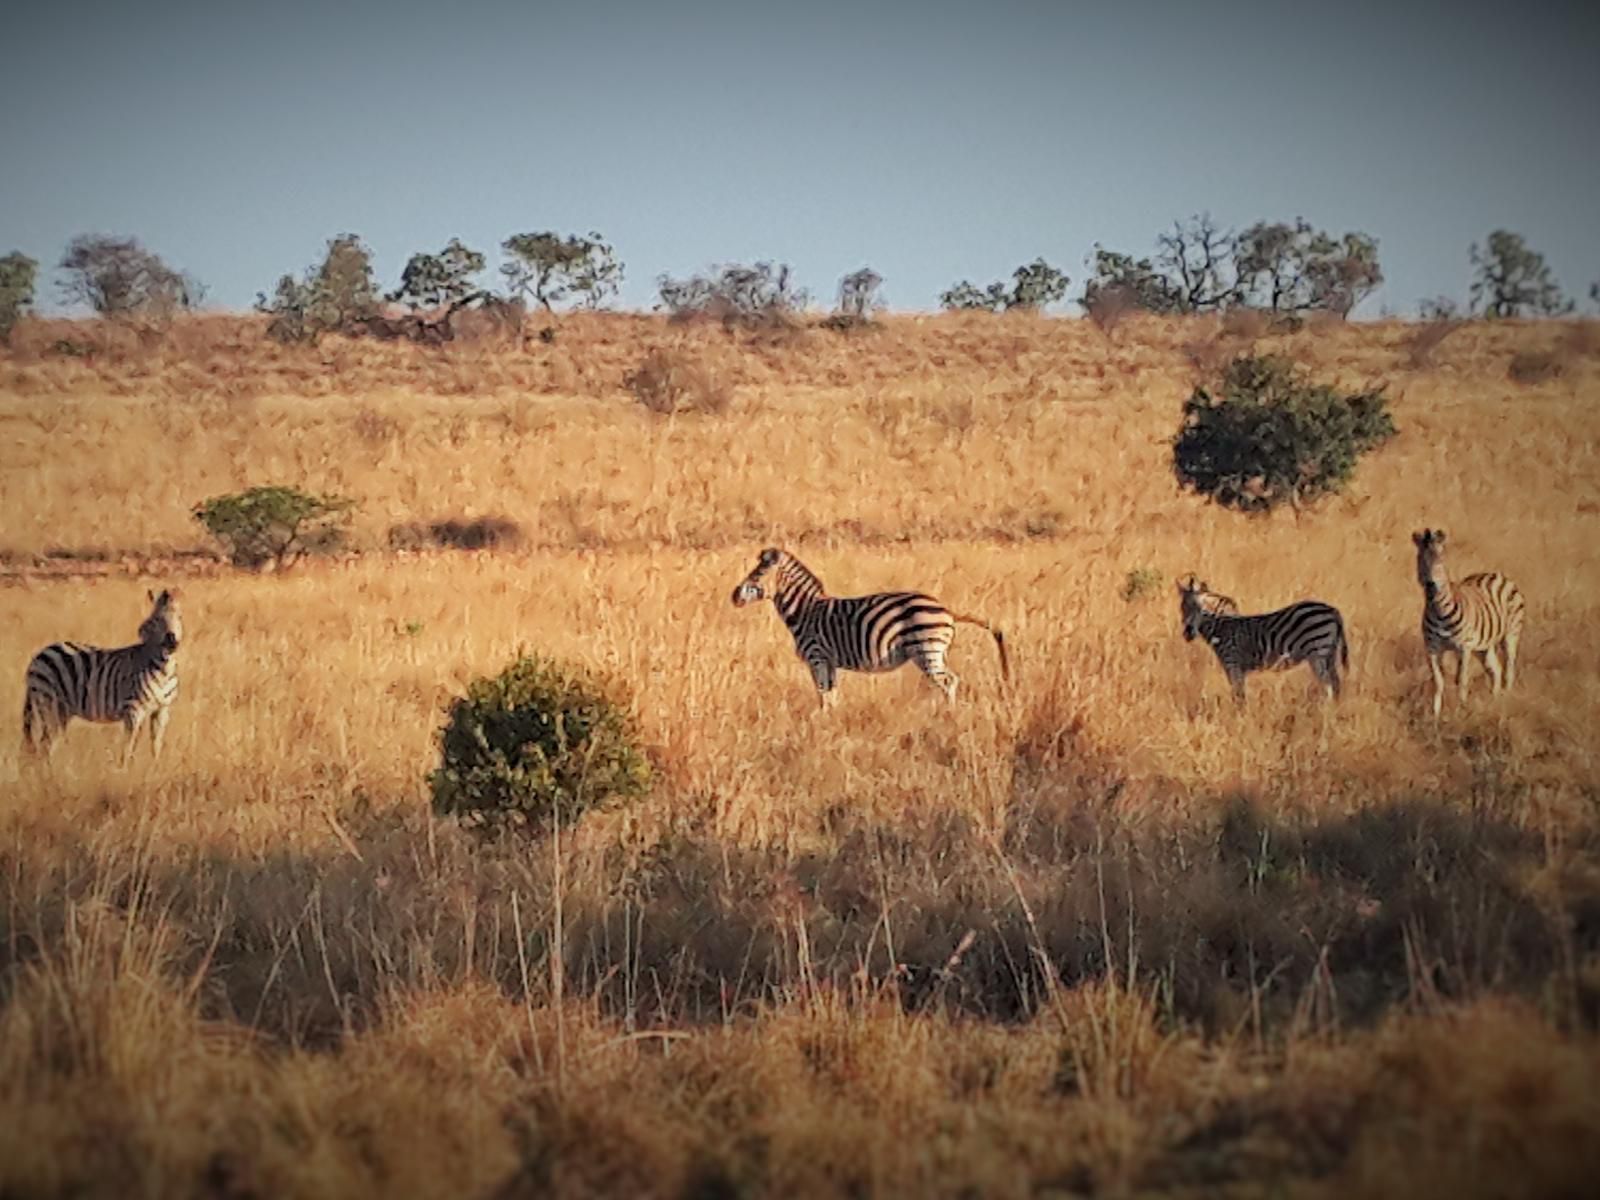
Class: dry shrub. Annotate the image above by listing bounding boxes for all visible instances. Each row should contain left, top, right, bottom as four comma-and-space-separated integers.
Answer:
817, 312, 876, 335
1220, 306, 1271, 341
388, 516, 524, 552
624, 347, 732, 415
1508, 349, 1566, 386
1183, 333, 1239, 377
1083, 284, 1140, 340
1407, 315, 1465, 369
1558, 320, 1600, 361
351, 406, 401, 445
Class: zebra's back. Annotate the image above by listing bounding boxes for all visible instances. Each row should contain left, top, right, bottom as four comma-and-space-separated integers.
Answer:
1426, 572, 1524, 652
1211, 601, 1346, 672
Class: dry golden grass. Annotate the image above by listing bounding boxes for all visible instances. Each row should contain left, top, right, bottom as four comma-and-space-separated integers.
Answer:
1, 312, 1598, 1197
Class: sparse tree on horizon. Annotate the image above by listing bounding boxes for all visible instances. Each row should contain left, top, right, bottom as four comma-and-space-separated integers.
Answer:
941, 259, 1069, 312
1235, 220, 1382, 318
657, 262, 808, 328
837, 267, 883, 320
58, 234, 197, 318
1154, 215, 1240, 313
1081, 246, 1185, 317
389, 238, 486, 309
255, 233, 380, 343
0, 251, 38, 343
500, 232, 622, 311
1469, 230, 1573, 318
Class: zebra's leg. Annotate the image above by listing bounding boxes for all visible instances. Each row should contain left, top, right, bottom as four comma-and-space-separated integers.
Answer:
1313, 655, 1340, 701
1428, 651, 1445, 718
1226, 667, 1247, 709
807, 659, 837, 710
149, 706, 170, 759
121, 712, 147, 768
1502, 627, 1520, 691
1456, 648, 1473, 706
913, 647, 959, 702
1483, 644, 1505, 695
24, 697, 64, 758
22, 695, 48, 756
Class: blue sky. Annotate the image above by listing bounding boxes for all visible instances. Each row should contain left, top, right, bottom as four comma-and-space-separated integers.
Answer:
3, 0, 1596, 315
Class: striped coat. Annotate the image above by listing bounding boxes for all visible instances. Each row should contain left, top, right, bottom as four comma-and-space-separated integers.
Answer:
23, 588, 183, 763
1178, 576, 1348, 707
1413, 529, 1525, 717
731, 548, 1008, 706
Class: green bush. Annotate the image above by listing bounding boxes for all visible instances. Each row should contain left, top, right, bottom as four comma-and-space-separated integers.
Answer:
0, 251, 38, 344
1173, 354, 1395, 513
192, 485, 355, 569
431, 654, 652, 832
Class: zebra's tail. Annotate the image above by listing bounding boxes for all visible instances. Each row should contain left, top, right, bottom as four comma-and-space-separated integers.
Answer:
952, 613, 1011, 681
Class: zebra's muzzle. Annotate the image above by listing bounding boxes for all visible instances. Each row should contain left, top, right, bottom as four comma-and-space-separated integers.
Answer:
162, 633, 180, 651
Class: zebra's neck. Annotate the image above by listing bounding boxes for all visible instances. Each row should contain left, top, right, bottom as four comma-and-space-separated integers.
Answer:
1423, 576, 1458, 615
134, 640, 176, 673
774, 559, 827, 627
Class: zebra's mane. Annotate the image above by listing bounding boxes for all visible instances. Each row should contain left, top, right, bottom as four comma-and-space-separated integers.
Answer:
777, 553, 828, 600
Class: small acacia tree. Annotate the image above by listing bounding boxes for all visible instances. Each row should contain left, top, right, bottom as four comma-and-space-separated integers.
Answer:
389, 238, 486, 309
500, 231, 622, 311
1470, 231, 1573, 318
0, 251, 37, 343
257, 234, 381, 343
431, 653, 652, 833
1173, 355, 1396, 513
192, 485, 356, 570
941, 259, 1069, 312
1081, 246, 1185, 317
58, 234, 197, 318
1236, 220, 1382, 318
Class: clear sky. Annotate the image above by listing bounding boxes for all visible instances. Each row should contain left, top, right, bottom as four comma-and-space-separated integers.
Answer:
3, 0, 1596, 316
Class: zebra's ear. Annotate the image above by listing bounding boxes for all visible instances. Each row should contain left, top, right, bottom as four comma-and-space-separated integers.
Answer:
1434, 530, 1446, 545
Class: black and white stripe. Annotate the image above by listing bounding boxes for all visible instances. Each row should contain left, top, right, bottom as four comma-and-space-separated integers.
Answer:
1413, 529, 1525, 717
23, 588, 183, 763
732, 548, 1009, 706
1178, 575, 1347, 707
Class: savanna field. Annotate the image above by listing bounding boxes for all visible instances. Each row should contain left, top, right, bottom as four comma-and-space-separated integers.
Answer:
2, 312, 1599, 1198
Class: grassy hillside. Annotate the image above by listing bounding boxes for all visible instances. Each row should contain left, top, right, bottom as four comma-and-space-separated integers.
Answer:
1, 312, 1598, 1197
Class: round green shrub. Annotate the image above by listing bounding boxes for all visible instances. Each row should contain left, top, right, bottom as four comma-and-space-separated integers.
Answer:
1173, 353, 1396, 513
431, 653, 651, 832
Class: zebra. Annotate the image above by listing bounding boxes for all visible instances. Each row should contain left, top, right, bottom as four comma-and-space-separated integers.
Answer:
22, 588, 183, 763
1412, 529, 1525, 718
1177, 575, 1348, 707
731, 547, 1009, 707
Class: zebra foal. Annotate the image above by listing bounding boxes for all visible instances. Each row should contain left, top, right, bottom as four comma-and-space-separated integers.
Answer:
1177, 576, 1348, 707
22, 588, 183, 764
731, 547, 1009, 707
1412, 529, 1525, 717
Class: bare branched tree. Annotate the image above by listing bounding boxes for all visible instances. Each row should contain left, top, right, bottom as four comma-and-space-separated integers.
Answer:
1155, 215, 1239, 313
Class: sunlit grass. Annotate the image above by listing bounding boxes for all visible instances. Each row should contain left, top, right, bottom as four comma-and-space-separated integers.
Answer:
0, 312, 1597, 1196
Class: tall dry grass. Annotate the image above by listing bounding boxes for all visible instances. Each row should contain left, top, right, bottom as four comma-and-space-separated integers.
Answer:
1, 313, 1598, 1196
